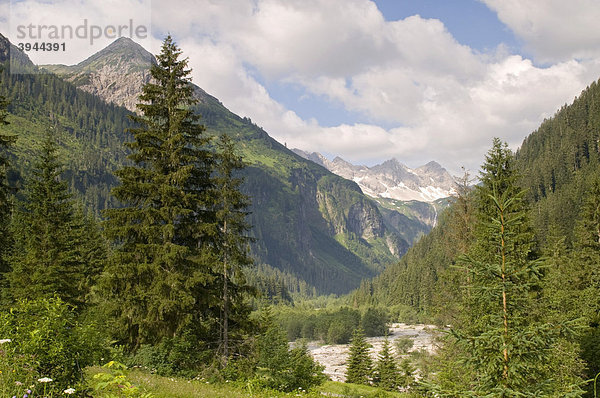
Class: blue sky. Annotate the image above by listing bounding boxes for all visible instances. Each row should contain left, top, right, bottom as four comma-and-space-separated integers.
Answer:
3, 0, 600, 174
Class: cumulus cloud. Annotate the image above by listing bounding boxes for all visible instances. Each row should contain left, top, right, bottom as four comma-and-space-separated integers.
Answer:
4, 0, 152, 65
481, 0, 600, 63
2, 0, 599, 174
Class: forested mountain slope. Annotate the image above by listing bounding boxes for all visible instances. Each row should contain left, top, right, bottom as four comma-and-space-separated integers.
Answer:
1, 34, 408, 294
515, 80, 600, 245
353, 76, 600, 315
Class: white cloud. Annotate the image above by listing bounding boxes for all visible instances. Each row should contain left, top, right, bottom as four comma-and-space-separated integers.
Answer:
481, 0, 600, 63
3, 0, 152, 65
2, 0, 600, 175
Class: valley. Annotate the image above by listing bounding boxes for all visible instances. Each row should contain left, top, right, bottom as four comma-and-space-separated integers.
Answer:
1, 2, 599, 396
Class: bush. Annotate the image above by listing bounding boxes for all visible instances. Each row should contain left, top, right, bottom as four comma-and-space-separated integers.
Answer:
90, 361, 154, 397
129, 331, 210, 377
254, 324, 325, 392
361, 307, 388, 337
0, 297, 108, 395
394, 337, 414, 354
327, 321, 352, 344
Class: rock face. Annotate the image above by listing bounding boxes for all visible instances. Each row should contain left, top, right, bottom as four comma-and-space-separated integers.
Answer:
293, 149, 456, 203
41, 37, 153, 112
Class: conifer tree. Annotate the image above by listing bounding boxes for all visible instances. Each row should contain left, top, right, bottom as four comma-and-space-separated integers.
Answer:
212, 133, 253, 362
570, 176, 600, 387
439, 139, 584, 396
345, 328, 373, 385
374, 337, 398, 391
0, 67, 15, 294
9, 131, 86, 308
102, 36, 215, 350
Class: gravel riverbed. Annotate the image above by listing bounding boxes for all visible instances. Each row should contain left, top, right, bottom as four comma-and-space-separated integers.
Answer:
304, 323, 438, 382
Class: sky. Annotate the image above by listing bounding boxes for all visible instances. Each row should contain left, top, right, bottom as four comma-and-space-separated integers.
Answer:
3, 0, 600, 175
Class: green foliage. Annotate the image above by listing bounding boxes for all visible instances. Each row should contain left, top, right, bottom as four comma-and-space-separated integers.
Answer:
345, 328, 373, 386
0, 297, 107, 393
433, 139, 584, 397
275, 306, 392, 344
128, 330, 212, 378
212, 133, 255, 361
253, 323, 325, 392
91, 361, 153, 398
0, 41, 134, 214
101, 36, 216, 351
361, 307, 389, 337
0, 63, 15, 301
394, 337, 413, 355
8, 131, 100, 309
374, 338, 398, 391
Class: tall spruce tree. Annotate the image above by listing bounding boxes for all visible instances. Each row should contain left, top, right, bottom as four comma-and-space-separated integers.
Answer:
0, 67, 15, 296
437, 139, 583, 396
571, 176, 600, 388
345, 328, 373, 385
101, 36, 215, 350
212, 133, 253, 362
374, 337, 398, 391
9, 131, 86, 308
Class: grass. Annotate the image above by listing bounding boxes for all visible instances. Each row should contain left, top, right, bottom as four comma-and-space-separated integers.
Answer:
86, 367, 418, 398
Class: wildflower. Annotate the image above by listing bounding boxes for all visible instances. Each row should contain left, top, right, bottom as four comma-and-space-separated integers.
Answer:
15, 381, 23, 386
64, 388, 76, 394
0, 338, 12, 344
37, 377, 53, 383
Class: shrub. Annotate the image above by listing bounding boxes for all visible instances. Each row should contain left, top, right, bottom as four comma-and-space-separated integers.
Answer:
361, 307, 388, 337
0, 297, 108, 395
253, 324, 325, 392
129, 331, 211, 377
327, 321, 352, 344
394, 337, 414, 355
90, 361, 154, 397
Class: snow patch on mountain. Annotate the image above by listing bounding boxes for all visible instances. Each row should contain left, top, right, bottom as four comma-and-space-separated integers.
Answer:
293, 149, 456, 202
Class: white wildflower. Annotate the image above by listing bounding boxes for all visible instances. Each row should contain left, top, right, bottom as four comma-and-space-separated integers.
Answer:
37, 377, 53, 383
0, 339, 11, 344
64, 388, 76, 394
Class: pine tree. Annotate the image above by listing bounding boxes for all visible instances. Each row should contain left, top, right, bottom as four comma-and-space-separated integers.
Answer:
442, 139, 583, 396
0, 66, 15, 295
345, 328, 373, 385
374, 337, 398, 391
212, 133, 253, 363
101, 36, 215, 350
9, 131, 86, 308
570, 175, 600, 388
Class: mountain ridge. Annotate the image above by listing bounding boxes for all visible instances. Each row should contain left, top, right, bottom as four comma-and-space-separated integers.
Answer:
2, 34, 411, 294
292, 149, 456, 203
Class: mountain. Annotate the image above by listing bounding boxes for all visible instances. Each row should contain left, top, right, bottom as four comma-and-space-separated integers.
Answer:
1, 34, 410, 295
41, 37, 154, 112
292, 149, 456, 203
292, 149, 455, 243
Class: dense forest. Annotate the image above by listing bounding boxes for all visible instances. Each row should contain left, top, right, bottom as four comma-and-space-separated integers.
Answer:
352, 79, 600, 395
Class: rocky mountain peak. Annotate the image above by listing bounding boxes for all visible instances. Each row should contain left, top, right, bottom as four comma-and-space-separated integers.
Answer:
294, 150, 456, 202
40, 37, 156, 112
78, 36, 155, 70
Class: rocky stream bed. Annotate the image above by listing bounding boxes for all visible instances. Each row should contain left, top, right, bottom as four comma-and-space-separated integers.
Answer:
304, 323, 437, 382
